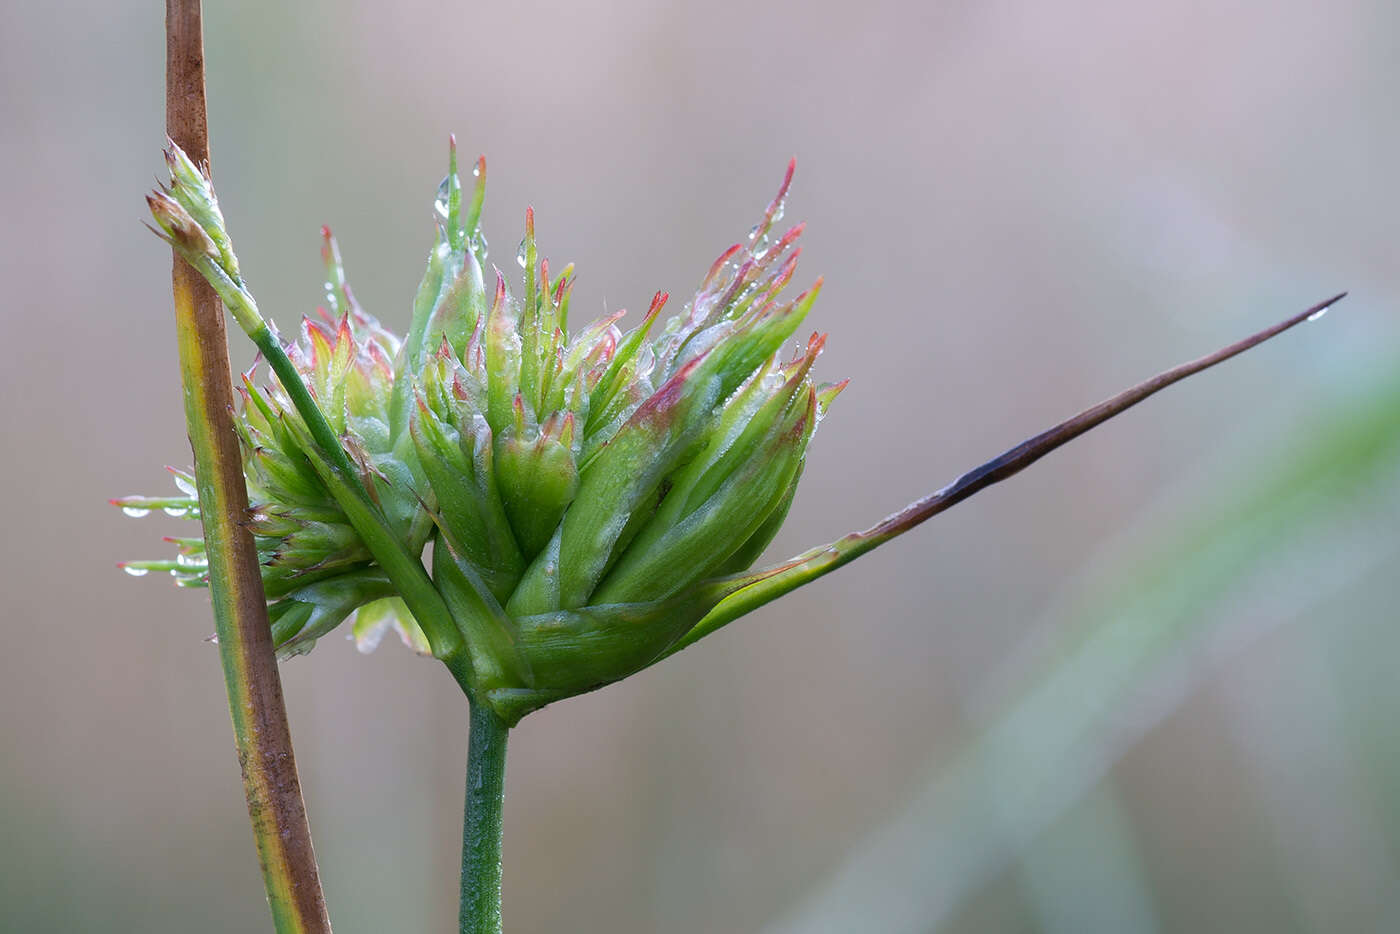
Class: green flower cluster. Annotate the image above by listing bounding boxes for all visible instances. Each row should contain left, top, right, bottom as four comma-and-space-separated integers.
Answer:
123, 141, 841, 722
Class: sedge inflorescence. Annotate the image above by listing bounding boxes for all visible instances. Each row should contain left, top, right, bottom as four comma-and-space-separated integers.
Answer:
121, 140, 842, 721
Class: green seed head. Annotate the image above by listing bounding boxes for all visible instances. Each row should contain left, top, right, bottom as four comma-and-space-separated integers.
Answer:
123, 141, 843, 722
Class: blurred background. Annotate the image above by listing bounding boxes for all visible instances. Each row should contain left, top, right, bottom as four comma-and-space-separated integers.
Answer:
2, 1, 1398, 930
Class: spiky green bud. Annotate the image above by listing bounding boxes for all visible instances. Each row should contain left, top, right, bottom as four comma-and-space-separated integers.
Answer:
123, 144, 840, 722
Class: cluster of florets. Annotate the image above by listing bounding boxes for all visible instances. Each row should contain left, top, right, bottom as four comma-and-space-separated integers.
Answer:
124, 143, 841, 719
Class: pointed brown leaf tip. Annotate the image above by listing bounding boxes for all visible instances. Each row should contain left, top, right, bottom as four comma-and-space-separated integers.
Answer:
147, 191, 218, 258
141, 221, 173, 245
476, 155, 487, 179
449, 132, 457, 149
526, 206, 535, 237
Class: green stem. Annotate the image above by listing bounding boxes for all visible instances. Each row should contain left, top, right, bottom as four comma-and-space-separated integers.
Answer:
460, 700, 510, 934
165, 2, 331, 930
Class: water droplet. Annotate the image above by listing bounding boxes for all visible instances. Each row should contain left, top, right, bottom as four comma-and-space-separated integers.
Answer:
472, 162, 481, 178
123, 566, 149, 577
204, 633, 219, 644
122, 506, 150, 518
469, 231, 489, 260
1307, 306, 1329, 322
163, 506, 188, 517
433, 176, 451, 224
516, 237, 528, 268
176, 553, 201, 567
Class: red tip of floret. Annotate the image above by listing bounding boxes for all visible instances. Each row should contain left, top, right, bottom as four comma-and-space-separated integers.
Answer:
492, 271, 507, 310
644, 290, 669, 323
704, 244, 745, 287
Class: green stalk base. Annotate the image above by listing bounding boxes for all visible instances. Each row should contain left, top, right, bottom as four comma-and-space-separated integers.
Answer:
460, 700, 509, 934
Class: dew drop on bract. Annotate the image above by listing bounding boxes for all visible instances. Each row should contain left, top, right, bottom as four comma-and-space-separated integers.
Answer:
123, 566, 149, 577
1307, 306, 1329, 322
122, 506, 151, 518
163, 506, 188, 517
433, 176, 451, 225
470, 231, 489, 261
516, 238, 528, 268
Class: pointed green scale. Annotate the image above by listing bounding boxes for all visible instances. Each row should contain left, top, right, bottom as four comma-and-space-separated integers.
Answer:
409, 398, 523, 599
591, 385, 815, 605
429, 527, 533, 692
484, 274, 524, 437
269, 569, 397, 656
585, 291, 667, 434
516, 208, 548, 418
496, 412, 580, 558
426, 251, 489, 359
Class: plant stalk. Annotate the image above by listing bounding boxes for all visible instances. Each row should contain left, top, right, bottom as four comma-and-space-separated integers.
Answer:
166, 1, 331, 930
461, 700, 510, 934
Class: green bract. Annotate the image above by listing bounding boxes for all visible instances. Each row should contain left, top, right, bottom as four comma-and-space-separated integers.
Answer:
124, 141, 843, 723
